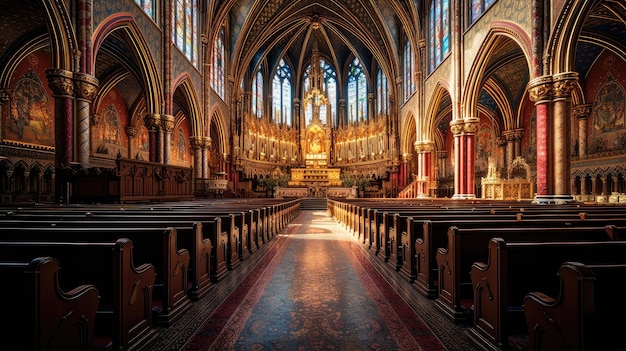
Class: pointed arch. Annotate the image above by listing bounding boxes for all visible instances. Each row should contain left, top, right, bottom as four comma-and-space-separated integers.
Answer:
93, 14, 163, 114
402, 112, 417, 156
39, 0, 76, 70
462, 22, 532, 118
548, 0, 603, 73
172, 73, 203, 137
424, 80, 452, 141
208, 106, 228, 157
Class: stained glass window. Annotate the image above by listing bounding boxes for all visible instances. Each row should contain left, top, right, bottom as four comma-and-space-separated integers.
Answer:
172, 0, 198, 66
323, 60, 337, 126
211, 27, 225, 100
347, 58, 367, 123
272, 59, 292, 126
470, 0, 496, 24
303, 59, 337, 126
429, 0, 451, 72
252, 68, 263, 118
404, 40, 415, 101
377, 68, 388, 117
135, 0, 155, 19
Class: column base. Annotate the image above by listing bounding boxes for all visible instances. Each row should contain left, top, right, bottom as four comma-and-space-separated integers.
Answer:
531, 194, 576, 205
452, 194, 477, 200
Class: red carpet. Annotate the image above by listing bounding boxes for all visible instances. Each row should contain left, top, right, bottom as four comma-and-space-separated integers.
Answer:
180, 211, 447, 351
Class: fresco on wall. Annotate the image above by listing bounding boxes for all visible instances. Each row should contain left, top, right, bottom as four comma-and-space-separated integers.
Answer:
476, 122, 495, 175
6, 69, 53, 145
593, 78, 625, 133
173, 127, 189, 165
133, 122, 149, 160
92, 104, 127, 158
588, 77, 626, 154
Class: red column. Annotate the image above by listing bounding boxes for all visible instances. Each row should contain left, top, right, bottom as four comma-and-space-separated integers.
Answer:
527, 76, 553, 197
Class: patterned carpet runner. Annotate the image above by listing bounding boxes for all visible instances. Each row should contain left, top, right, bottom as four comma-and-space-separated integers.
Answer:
180, 211, 447, 351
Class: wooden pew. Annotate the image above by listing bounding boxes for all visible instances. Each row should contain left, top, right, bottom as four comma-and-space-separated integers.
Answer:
0, 239, 157, 351
469, 240, 626, 351
0, 226, 191, 327
0, 216, 218, 300
0, 256, 100, 351
412, 217, 626, 300
524, 261, 626, 351
435, 225, 620, 324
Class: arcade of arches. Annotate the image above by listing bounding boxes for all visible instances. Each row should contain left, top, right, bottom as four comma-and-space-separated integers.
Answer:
0, 0, 625, 205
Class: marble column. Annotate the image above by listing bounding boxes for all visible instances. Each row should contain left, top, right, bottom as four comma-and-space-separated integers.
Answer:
202, 136, 211, 179
125, 126, 137, 159
74, 73, 99, 168
46, 69, 74, 203
144, 113, 160, 163
190, 136, 203, 179
161, 114, 175, 164
450, 118, 479, 198
574, 104, 591, 157
552, 72, 578, 200
527, 76, 552, 201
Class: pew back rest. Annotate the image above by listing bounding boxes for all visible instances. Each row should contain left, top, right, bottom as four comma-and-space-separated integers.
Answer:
501, 240, 626, 305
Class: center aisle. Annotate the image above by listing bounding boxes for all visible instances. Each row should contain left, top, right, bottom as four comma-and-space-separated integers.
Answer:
158, 209, 476, 351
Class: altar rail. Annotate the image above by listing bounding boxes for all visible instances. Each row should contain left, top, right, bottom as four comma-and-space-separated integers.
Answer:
73, 158, 194, 203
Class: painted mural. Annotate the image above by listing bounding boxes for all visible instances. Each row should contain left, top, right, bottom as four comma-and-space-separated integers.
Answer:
173, 126, 190, 165
91, 88, 129, 158
593, 78, 625, 134
475, 121, 495, 175
4, 52, 55, 147
585, 53, 626, 155
8, 71, 53, 145
133, 122, 149, 161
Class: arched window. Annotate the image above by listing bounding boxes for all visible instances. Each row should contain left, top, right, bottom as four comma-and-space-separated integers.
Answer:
272, 59, 292, 126
173, 0, 198, 65
252, 68, 263, 118
470, 0, 495, 24
377, 68, 389, 117
404, 40, 415, 101
347, 58, 367, 123
323, 60, 337, 126
429, 0, 450, 72
303, 59, 337, 126
135, 0, 155, 19
211, 27, 225, 100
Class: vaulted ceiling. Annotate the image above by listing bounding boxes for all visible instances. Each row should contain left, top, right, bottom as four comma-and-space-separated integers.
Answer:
212, 0, 421, 90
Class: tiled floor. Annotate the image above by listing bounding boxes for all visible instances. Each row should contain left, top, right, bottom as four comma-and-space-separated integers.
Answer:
149, 210, 479, 351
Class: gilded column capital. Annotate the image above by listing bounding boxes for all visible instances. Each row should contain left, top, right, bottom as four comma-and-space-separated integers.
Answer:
573, 103, 592, 119
0, 88, 12, 105
414, 140, 434, 153
73, 73, 99, 102
414, 141, 424, 153
450, 119, 465, 136
161, 114, 175, 133
497, 136, 508, 147
125, 126, 138, 138
401, 153, 412, 163
462, 117, 479, 134
143, 113, 161, 131
90, 114, 101, 126
45, 68, 74, 97
189, 136, 203, 150
503, 129, 524, 141
552, 72, 578, 99
203, 136, 212, 148
527, 75, 553, 103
